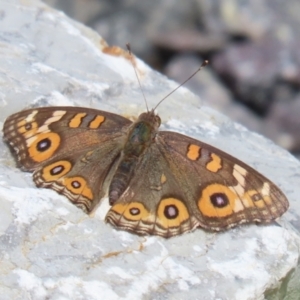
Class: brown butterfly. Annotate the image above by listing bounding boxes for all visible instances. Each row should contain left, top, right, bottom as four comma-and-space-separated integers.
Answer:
2, 103, 289, 238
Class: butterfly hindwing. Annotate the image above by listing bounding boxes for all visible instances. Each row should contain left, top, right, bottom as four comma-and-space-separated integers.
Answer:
106, 142, 202, 237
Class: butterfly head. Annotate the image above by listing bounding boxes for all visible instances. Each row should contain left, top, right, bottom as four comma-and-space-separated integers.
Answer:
137, 110, 161, 130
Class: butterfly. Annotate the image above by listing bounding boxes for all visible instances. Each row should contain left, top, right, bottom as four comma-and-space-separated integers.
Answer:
2, 103, 289, 238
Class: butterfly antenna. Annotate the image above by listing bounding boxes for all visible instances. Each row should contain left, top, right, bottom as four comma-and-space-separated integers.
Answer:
153, 60, 209, 111
126, 43, 149, 112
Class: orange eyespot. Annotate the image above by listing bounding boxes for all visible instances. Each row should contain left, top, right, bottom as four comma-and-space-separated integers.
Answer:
42, 160, 72, 181
28, 132, 60, 162
198, 184, 237, 218
157, 198, 189, 228
111, 202, 151, 221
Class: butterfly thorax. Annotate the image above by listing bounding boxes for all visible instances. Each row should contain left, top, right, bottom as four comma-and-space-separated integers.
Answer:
108, 110, 161, 205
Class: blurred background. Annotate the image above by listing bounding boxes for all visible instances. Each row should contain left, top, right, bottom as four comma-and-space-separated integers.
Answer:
42, 0, 300, 160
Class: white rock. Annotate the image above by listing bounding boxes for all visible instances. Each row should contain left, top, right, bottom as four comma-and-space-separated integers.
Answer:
0, 1, 299, 299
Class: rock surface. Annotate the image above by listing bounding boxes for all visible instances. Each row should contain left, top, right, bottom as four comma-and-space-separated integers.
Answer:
0, 1, 299, 299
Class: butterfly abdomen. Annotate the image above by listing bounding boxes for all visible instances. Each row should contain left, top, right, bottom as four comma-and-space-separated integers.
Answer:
109, 157, 137, 205
108, 117, 158, 205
